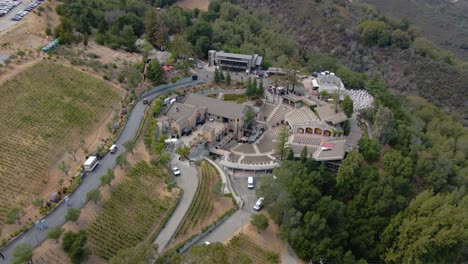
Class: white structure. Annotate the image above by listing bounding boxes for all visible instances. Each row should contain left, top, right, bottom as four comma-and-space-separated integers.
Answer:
84, 156, 98, 172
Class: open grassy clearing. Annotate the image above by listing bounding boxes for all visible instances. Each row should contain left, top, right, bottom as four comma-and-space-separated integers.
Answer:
226, 233, 280, 264
87, 161, 176, 260
0, 62, 119, 224
174, 161, 234, 244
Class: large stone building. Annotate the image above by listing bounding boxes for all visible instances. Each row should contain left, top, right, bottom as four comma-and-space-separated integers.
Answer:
166, 93, 251, 139
208, 50, 263, 72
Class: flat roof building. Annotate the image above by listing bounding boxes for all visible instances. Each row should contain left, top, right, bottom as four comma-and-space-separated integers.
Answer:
208, 50, 263, 72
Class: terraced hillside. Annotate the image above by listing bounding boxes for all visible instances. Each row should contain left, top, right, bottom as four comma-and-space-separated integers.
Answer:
87, 162, 177, 259
0, 62, 120, 223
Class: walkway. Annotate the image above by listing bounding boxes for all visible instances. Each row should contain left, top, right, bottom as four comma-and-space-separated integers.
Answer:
0, 79, 201, 263
153, 156, 199, 253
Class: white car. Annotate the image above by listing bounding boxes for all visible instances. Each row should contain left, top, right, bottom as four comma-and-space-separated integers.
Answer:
109, 144, 117, 154
204, 241, 211, 245
253, 197, 264, 211
172, 166, 181, 176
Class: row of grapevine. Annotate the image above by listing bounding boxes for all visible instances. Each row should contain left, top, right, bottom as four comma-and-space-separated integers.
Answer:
87, 161, 174, 259
176, 161, 220, 237
226, 234, 280, 264
0, 62, 120, 223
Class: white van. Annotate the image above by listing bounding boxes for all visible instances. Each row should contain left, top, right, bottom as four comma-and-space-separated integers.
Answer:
84, 156, 99, 172
248, 176, 254, 189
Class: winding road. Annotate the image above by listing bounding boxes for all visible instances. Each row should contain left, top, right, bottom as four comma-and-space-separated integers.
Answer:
0, 78, 201, 263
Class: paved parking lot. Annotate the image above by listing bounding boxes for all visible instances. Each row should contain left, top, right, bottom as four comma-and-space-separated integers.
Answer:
230, 174, 270, 213
0, 0, 37, 32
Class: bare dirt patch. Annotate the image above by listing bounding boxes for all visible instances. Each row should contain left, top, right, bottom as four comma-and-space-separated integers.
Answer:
176, 0, 210, 11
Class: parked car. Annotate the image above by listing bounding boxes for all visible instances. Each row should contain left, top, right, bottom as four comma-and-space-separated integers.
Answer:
143, 98, 148, 105
109, 144, 117, 154
172, 166, 181, 176
253, 197, 264, 211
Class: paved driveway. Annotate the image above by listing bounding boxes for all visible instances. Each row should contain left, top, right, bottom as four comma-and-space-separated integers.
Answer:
0, 80, 199, 263
153, 157, 199, 253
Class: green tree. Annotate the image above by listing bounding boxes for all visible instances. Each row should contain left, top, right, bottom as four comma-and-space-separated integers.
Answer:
176, 145, 191, 159
86, 189, 101, 204
58, 160, 70, 176
300, 146, 308, 163
171, 34, 192, 58
145, 9, 168, 50
65, 208, 81, 223
146, 59, 165, 85
382, 150, 413, 178
274, 125, 290, 160
62, 230, 88, 264
213, 68, 220, 83
341, 96, 354, 118
256, 78, 264, 96
336, 150, 364, 196
48, 226, 64, 243
12, 244, 33, 264
359, 20, 391, 47
391, 29, 411, 49
251, 213, 269, 233
83, 33, 89, 46
225, 70, 231, 85
116, 154, 129, 169
123, 140, 136, 154
110, 242, 158, 264
358, 137, 381, 161
245, 78, 254, 97
100, 168, 115, 187
120, 25, 137, 51
6, 207, 22, 224
383, 189, 468, 263
219, 69, 225, 82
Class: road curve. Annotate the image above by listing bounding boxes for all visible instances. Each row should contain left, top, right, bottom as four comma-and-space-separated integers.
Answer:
0, 79, 200, 263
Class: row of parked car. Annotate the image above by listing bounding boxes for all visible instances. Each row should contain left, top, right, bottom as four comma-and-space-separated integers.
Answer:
0, 0, 20, 17
12, 0, 42, 21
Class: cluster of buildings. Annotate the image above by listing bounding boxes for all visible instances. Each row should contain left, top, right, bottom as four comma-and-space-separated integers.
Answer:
159, 51, 369, 173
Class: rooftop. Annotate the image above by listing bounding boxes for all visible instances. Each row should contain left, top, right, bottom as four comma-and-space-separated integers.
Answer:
313, 140, 347, 161
315, 104, 348, 125
184, 93, 247, 120
216, 51, 256, 60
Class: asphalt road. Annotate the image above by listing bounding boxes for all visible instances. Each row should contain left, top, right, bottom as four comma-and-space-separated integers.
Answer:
153, 157, 199, 253
0, 79, 200, 263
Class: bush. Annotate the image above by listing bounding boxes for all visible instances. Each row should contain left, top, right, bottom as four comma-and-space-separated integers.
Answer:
62, 230, 88, 264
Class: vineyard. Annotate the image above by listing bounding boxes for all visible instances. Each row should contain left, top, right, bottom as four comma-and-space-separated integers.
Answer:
87, 161, 175, 259
226, 234, 280, 264
0, 62, 119, 223
175, 161, 232, 241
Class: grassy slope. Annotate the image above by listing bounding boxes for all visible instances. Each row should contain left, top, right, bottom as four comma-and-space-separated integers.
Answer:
0, 62, 119, 222
87, 162, 175, 259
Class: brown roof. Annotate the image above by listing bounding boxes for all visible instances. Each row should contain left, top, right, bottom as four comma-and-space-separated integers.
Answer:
166, 102, 198, 121
315, 104, 348, 125
313, 139, 346, 161
184, 93, 247, 120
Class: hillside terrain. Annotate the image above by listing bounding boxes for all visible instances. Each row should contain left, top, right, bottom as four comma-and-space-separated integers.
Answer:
0, 62, 119, 225
240, 0, 468, 121
361, 0, 468, 60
